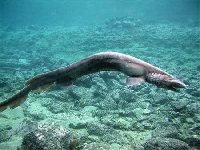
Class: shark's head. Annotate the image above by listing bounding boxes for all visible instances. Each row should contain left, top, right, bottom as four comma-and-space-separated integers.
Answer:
163, 77, 186, 91
146, 73, 186, 92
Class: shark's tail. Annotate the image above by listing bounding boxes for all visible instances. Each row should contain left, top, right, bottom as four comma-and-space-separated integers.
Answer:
0, 73, 53, 112
0, 86, 30, 112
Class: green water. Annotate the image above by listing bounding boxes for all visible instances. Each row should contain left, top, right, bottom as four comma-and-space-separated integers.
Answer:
0, 0, 199, 149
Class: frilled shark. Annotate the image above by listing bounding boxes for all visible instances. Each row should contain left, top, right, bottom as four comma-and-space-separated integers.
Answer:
0, 52, 186, 112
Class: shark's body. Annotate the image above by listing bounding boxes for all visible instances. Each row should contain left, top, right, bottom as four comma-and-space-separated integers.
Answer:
0, 52, 186, 112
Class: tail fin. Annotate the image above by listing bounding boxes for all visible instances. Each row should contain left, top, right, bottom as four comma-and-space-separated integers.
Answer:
0, 93, 28, 112
0, 86, 31, 112
1, 71, 55, 112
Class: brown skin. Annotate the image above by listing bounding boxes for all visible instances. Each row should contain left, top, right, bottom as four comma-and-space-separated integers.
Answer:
0, 52, 186, 112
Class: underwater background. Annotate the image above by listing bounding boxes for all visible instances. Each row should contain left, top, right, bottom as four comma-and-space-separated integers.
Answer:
0, 0, 199, 149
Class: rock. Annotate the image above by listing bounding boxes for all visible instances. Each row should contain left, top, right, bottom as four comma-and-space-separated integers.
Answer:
73, 76, 92, 88
142, 121, 153, 130
0, 80, 8, 87
109, 143, 121, 150
0, 125, 12, 132
67, 86, 94, 106
185, 135, 200, 149
69, 122, 87, 129
197, 65, 200, 72
143, 109, 151, 115
86, 122, 110, 136
119, 89, 135, 103
152, 126, 179, 138
21, 122, 76, 150
117, 109, 135, 117
185, 88, 200, 97
144, 137, 189, 150
186, 102, 200, 115
83, 142, 109, 150
192, 90, 200, 97
96, 96, 118, 110
16, 118, 37, 136
185, 118, 195, 124
170, 100, 188, 111
42, 100, 67, 114
105, 17, 142, 29
0, 125, 12, 142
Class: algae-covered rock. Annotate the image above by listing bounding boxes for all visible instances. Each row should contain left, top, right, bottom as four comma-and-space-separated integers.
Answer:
41, 100, 68, 114
185, 88, 200, 97
0, 125, 12, 142
82, 142, 109, 150
86, 122, 110, 136
170, 99, 188, 111
16, 118, 38, 136
21, 122, 76, 150
144, 137, 189, 150
185, 135, 200, 149
152, 125, 179, 138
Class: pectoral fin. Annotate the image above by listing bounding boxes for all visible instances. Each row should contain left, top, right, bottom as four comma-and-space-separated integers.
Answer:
32, 82, 53, 93
56, 81, 73, 88
126, 77, 145, 86
56, 77, 74, 88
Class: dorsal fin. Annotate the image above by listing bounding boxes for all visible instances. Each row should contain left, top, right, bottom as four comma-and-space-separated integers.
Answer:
26, 74, 44, 85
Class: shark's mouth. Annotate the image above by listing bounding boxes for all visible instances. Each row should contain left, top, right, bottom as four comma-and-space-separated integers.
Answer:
167, 86, 180, 92
145, 72, 183, 92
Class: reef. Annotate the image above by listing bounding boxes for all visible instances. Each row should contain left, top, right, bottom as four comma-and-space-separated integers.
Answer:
105, 17, 142, 29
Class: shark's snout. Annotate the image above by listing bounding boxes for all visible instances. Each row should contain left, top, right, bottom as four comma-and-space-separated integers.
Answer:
170, 78, 186, 88
179, 82, 186, 88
